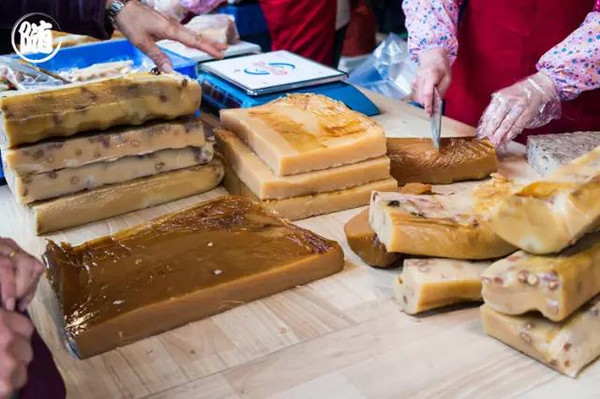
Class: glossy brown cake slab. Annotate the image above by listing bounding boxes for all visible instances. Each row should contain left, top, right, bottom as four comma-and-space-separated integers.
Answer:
43, 196, 344, 358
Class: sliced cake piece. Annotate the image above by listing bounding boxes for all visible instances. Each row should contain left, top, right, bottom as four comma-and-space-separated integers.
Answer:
369, 176, 517, 259
44, 196, 344, 358
481, 299, 600, 378
344, 184, 431, 268
488, 146, 600, 254
4, 117, 206, 175
32, 159, 224, 234
481, 232, 600, 322
527, 132, 600, 177
387, 137, 497, 184
223, 163, 397, 221
6, 144, 213, 204
220, 94, 387, 176
345, 209, 400, 268
215, 129, 391, 199
394, 258, 491, 314
0, 72, 201, 147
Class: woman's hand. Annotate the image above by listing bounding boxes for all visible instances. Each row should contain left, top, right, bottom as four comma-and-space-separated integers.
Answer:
0, 310, 33, 399
477, 71, 561, 150
412, 48, 452, 115
113, 0, 227, 72
0, 239, 44, 313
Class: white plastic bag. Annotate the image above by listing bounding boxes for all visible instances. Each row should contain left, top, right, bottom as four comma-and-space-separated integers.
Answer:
348, 33, 417, 100
184, 14, 240, 44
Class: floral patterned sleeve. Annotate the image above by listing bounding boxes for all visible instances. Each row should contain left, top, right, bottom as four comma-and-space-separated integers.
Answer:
537, 11, 600, 101
402, 0, 463, 64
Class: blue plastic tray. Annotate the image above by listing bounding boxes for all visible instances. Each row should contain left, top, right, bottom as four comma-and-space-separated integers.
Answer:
22, 39, 198, 79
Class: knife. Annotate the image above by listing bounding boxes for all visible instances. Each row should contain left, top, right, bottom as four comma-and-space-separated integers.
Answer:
430, 87, 442, 150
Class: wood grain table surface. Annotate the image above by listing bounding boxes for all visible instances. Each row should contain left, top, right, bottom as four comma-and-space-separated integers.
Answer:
0, 92, 597, 399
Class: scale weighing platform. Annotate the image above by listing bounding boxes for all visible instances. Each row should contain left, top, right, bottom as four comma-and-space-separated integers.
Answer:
198, 51, 379, 116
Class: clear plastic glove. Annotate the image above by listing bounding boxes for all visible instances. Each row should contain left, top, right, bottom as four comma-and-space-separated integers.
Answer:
143, 0, 189, 21
412, 48, 452, 115
477, 71, 561, 150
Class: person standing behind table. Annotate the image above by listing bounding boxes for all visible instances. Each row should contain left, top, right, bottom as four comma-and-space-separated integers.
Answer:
0, 0, 227, 71
258, 0, 338, 66
404, 0, 600, 150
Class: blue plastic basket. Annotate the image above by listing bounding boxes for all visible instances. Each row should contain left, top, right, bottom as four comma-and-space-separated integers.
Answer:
22, 39, 198, 79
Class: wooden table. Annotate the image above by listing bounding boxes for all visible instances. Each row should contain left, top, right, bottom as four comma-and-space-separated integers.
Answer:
1, 93, 598, 399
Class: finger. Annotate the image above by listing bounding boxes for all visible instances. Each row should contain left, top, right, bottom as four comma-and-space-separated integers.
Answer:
2, 311, 33, 339
17, 291, 35, 313
15, 256, 43, 301
491, 104, 524, 147
418, 76, 435, 116
10, 365, 28, 391
164, 24, 226, 59
437, 72, 452, 97
9, 336, 33, 365
0, 259, 16, 312
477, 97, 508, 139
135, 38, 174, 73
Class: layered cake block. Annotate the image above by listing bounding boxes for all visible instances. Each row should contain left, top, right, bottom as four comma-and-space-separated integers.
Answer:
481, 232, 600, 322
488, 146, 600, 254
223, 164, 397, 221
387, 137, 498, 185
0, 72, 201, 147
368, 176, 518, 259
44, 196, 344, 358
32, 159, 224, 234
218, 94, 396, 220
215, 129, 391, 199
6, 144, 214, 204
220, 94, 387, 176
3, 117, 206, 175
481, 298, 600, 378
394, 259, 491, 314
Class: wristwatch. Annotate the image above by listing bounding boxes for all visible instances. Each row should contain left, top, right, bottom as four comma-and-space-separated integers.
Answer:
106, 0, 132, 27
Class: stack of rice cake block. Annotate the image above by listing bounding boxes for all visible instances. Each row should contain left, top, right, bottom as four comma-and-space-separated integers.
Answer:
0, 72, 224, 234
481, 147, 600, 377
217, 94, 397, 220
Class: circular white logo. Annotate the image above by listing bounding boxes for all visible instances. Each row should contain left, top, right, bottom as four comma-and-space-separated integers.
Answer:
11, 13, 63, 64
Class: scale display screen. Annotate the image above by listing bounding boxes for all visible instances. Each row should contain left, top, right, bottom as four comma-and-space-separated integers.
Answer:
200, 51, 347, 96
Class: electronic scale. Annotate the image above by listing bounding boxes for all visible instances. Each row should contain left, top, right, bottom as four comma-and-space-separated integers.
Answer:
197, 50, 380, 116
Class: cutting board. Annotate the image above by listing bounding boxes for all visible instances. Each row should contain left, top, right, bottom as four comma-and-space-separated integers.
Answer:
358, 88, 476, 139
527, 131, 600, 176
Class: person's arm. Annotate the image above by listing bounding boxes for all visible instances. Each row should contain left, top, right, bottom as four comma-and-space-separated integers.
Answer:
402, 0, 463, 64
477, 11, 600, 149
536, 11, 600, 101
402, 0, 462, 114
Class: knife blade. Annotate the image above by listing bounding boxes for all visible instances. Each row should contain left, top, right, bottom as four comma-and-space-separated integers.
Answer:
430, 87, 442, 150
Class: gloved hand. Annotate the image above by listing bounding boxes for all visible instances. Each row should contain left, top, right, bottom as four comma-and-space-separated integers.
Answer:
477, 71, 561, 150
412, 48, 452, 116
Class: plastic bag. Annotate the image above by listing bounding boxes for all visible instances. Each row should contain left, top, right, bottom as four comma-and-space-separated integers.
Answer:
0, 56, 66, 91
348, 33, 417, 100
184, 14, 240, 44
179, 0, 227, 15
143, 0, 189, 21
